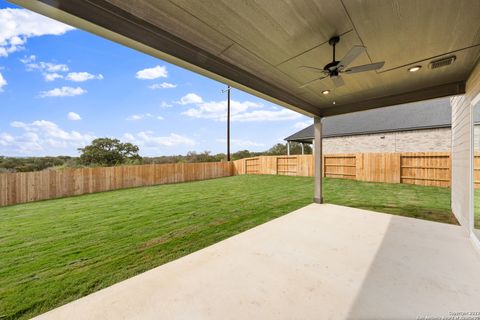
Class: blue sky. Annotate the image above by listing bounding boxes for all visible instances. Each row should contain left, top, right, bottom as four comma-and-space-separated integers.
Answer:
0, 1, 311, 157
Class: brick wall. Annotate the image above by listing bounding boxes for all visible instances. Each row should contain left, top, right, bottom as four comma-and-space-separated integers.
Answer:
322, 128, 451, 154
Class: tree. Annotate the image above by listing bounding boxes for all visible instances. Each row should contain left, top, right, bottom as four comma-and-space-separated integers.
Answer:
266, 143, 287, 155
78, 138, 141, 166
231, 150, 257, 160
266, 142, 312, 155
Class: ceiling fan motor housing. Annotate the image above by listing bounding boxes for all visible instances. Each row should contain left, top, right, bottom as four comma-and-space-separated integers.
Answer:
328, 36, 340, 46
325, 36, 341, 76
324, 61, 340, 75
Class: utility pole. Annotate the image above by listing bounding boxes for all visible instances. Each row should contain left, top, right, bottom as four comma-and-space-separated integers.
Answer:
222, 85, 231, 161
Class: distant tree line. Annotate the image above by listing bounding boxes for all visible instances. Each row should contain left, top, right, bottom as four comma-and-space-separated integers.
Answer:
0, 156, 74, 173
0, 137, 311, 173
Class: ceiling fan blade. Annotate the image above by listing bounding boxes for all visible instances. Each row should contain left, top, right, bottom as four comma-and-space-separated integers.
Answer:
298, 65, 327, 73
343, 61, 385, 74
338, 46, 366, 69
331, 75, 344, 88
299, 75, 328, 88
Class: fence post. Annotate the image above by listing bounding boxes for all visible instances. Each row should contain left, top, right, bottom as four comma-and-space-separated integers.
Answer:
396, 153, 402, 184
355, 153, 363, 180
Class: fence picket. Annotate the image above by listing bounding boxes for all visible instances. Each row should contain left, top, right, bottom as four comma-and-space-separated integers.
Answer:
233, 152, 455, 188
0, 152, 466, 207
0, 162, 233, 207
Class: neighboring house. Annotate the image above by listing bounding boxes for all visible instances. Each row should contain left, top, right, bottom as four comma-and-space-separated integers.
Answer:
285, 97, 459, 154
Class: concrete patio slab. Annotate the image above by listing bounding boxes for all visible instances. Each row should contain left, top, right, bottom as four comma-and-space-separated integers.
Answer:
34, 204, 480, 320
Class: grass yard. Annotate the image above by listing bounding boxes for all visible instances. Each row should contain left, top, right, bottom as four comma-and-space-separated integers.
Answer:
474, 190, 480, 230
0, 175, 455, 319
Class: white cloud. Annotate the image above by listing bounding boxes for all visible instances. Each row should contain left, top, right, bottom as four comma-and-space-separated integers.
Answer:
177, 93, 203, 105
21, 55, 68, 81
127, 113, 151, 121
127, 115, 143, 121
21, 56, 102, 83
149, 82, 176, 89
0, 71, 6, 91
41, 62, 68, 73
0, 132, 14, 146
4, 120, 94, 154
126, 113, 164, 121
39, 86, 86, 98
20, 55, 69, 73
67, 112, 81, 121
0, 8, 74, 57
123, 131, 195, 148
66, 72, 103, 82
44, 72, 63, 82
10, 120, 92, 141
183, 99, 260, 120
230, 109, 301, 122
182, 95, 301, 122
160, 101, 173, 108
123, 133, 135, 141
293, 121, 312, 130
10, 121, 25, 128
216, 138, 264, 148
135, 65, 168, 80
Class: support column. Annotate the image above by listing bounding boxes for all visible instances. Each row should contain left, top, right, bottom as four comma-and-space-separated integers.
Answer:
287, 141, 290, 155
314, 117, 323, 204
301, 143, 304, 155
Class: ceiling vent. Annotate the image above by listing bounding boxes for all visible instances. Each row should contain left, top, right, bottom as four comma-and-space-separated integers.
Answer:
429, 56, 456, 69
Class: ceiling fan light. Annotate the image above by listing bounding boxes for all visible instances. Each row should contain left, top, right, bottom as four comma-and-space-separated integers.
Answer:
408, 65, 422, 72
322, 90, 330, 95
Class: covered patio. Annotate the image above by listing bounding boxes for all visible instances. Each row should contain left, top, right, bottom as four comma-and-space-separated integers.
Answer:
34, 204, 480, 319
8, 0, 480, 318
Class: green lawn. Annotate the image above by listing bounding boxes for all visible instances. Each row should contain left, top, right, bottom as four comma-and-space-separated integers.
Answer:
0, 175, 455, 319
474, 190, 480, 230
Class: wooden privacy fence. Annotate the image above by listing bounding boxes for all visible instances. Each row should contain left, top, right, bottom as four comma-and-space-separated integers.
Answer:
233, 153, 455, 188
1, 152, 475, 207
474, 154, 480, 189
0, 162, 232, 207
233, 155, 313, 176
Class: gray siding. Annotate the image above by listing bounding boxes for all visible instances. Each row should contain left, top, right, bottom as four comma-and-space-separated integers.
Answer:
451, 94, 472, 229
451, 61, 480, 231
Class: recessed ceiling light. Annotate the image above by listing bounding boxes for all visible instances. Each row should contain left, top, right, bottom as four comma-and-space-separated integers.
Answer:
408, 65, 422, 72
322, 90, 330, 95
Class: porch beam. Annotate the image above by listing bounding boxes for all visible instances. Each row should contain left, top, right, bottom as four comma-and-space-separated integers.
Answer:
320, 81, 465, 117
313, 117, 323, 204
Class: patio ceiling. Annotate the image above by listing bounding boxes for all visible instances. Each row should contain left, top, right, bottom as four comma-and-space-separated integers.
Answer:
12, 0, 480, 117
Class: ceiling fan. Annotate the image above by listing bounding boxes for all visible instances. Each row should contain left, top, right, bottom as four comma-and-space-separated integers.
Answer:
299, 36, 384, 89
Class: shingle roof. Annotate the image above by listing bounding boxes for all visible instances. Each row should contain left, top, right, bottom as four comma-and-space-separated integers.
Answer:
285, 97, 456, 143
